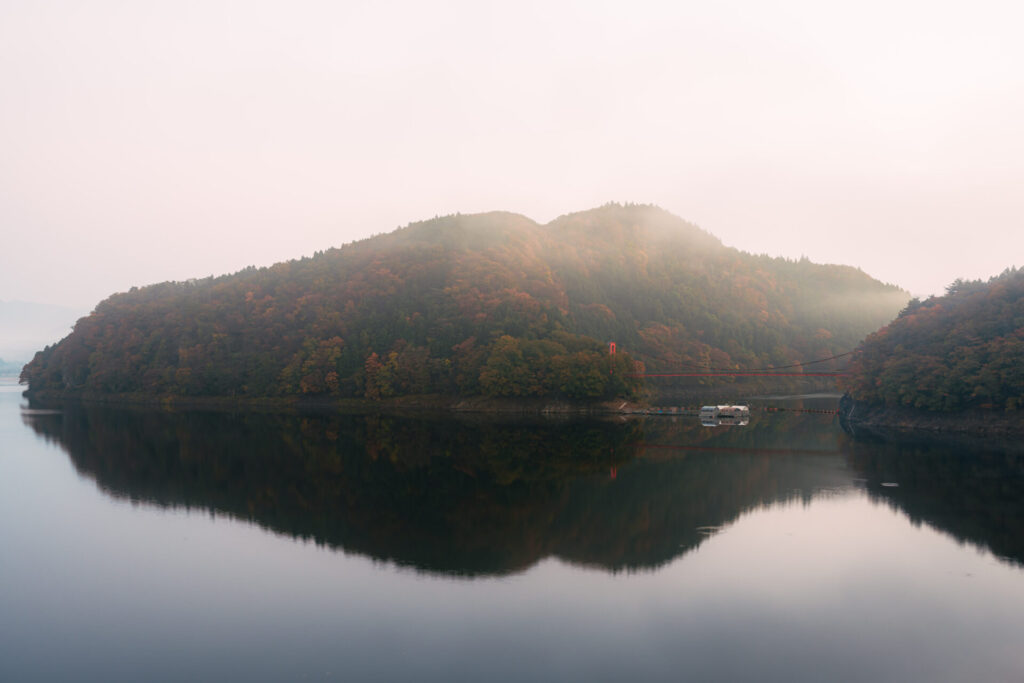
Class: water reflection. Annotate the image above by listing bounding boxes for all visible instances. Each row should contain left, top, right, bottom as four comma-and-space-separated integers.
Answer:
22, 404, 1024, 575
839, 432, 1024, 567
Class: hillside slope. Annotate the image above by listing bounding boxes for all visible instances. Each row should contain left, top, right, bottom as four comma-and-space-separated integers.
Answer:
21, 203, 908, 401
842, 268, 1024, 414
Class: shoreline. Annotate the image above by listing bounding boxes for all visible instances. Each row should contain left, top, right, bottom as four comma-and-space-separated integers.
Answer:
20, 386, 845, 418
838, 394, 1024, 438
20, 388, 656, 417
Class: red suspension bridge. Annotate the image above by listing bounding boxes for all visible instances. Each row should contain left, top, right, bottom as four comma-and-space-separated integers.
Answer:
610, 343, 853, 378
630, 371, 847, 377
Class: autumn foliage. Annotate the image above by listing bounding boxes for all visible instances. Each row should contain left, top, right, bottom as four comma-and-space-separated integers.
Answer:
842, 268, 1024, 412
21, 203, 907, 401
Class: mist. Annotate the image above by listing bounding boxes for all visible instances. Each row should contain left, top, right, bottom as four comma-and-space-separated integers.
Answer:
0, 300, 84, 363
1, 1, 1022, 309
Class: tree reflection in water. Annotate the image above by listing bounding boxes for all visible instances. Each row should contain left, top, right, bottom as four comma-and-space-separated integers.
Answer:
23, 405, 1024, 575
840, 430, 1024, 568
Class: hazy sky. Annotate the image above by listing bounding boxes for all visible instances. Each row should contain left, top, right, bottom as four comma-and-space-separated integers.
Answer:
2, 0, 1022, 308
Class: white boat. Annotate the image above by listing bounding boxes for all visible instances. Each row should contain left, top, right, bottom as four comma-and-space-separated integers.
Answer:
699, 404, 750, 427
700, 405, 750, 418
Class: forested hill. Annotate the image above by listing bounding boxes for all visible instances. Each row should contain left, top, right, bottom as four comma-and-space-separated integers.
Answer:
21, 203, 908, 401
842, 268, 1024, 413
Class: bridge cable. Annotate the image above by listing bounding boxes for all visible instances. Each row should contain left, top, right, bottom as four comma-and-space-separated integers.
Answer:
667, 350, 855, 373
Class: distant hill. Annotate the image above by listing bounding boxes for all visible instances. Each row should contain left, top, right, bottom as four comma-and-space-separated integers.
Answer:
842, 268, 1023, 413
0, 300, 84, 364
0, 358, 26, 376
21, 203, 908, 400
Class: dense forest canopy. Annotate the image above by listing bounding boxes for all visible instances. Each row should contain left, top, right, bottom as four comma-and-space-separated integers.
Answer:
842, 268, 1024, 412
21, 203, 908, 400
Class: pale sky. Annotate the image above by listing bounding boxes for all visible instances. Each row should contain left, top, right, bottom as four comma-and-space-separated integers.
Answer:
2, 0, 1022, 309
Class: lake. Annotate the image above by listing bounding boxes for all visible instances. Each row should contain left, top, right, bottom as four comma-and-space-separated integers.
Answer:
2, 378, 1023, 682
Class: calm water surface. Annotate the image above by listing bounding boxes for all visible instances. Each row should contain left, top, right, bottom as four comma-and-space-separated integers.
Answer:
2, 379, 1023, 682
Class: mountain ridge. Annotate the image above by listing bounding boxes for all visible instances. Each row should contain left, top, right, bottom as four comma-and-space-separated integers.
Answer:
21, 203, 909, 401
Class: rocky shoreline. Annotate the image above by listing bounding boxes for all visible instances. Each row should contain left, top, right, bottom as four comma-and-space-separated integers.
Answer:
838, 393, 1024, 438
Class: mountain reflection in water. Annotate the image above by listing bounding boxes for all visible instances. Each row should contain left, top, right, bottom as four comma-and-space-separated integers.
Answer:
23, 405, 1024, 575
842, 432, 1024, 567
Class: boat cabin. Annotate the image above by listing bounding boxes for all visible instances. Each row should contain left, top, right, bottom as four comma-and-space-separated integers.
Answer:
699, 404, 750, 427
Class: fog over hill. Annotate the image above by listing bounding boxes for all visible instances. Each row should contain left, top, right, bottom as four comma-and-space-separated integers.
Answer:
21, 204, 909, 400
844, 267, 1024, 413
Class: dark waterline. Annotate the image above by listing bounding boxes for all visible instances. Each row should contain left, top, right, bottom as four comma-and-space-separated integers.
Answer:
2, 380, 1023, 681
